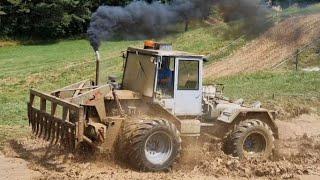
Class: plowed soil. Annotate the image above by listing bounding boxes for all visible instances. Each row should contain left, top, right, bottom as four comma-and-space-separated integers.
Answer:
204, 13, 320, 79
1, 114, 320, 180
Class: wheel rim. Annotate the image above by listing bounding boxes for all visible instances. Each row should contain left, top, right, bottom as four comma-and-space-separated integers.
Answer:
144, 131, 173, 165
243, 132, 267, 155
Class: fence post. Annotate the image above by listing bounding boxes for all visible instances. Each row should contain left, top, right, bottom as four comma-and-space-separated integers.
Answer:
295, 49, 299, 71
185, 20, 189, 32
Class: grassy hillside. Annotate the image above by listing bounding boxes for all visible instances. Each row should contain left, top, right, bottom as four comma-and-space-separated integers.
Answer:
0, 23, 247, 126
1, 37, 318, 127
284, 39, 320, 69
0, 40, 139, 125
279, 3, 320, 18
206, 71, 320, 119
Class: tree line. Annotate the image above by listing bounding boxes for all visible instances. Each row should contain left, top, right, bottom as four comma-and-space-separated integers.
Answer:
0, 0, 171, 39
0, 0, 318, 39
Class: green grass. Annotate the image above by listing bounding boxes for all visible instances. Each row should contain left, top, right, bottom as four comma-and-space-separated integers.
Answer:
289, 40, 320, 69
0, 31, 240, 149
273, 37, 320, 71
206, 71, 320, 118
0, 25, 245, 127
165, 24, 247, 62
279, 3, 320, 18
0, 39, 142, 126
269, 3, 320, 24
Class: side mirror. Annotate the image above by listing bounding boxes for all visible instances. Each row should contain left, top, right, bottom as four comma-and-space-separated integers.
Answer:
122, 51, 127, 59
108, 75, 120, 89
108, 75, 117, 82
203, 56, 209, 63
121, 51, 127, 69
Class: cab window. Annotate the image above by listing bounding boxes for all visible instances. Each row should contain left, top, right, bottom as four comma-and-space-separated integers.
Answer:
157, 56, 175, 97
178, 60, 199, 90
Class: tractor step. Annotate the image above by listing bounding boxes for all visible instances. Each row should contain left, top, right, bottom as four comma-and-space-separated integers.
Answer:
200, 122, 215, 127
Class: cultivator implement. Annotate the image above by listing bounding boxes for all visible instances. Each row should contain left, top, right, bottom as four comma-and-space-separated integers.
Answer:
27, 89, 85, 150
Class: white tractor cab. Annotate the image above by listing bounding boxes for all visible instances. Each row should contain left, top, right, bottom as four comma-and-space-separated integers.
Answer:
122, 42, 203, 117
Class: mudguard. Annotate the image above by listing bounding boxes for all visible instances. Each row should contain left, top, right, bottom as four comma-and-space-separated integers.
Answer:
217, 107, 279, 139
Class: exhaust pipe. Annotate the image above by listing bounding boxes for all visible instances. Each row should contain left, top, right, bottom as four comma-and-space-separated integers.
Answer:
95, 51, 100, 86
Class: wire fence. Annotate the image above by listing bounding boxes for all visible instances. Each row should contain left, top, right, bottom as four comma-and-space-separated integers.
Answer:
206, 17, 275, 61
208, 11, 320, 68
271, 37, 320, 70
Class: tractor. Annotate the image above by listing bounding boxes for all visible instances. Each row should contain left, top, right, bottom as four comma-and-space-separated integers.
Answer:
28, 41, 278, 171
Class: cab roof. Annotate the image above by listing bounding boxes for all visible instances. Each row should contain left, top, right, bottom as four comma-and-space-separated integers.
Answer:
127, 47, 205, 59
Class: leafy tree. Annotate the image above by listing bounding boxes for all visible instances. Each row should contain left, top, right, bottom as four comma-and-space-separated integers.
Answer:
0, 0, 98, 38
0, 0, 179, 39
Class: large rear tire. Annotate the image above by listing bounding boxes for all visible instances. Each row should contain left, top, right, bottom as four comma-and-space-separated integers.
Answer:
119, 119, 181, 171
229, 119, 274, 159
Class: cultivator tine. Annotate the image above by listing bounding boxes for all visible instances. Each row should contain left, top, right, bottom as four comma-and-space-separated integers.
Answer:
60, 125, 66, 146
62, 125, 75, 150
40, 116, 45, 138
70, 127, 75, 149
45, 116, 50, 140
46, 117, 53, 141
28, 103, 31, 126
34, 113, 37, 133
68, 127, 72, 149
38, 115, 44, 137
45, 116, 51, 140
37, 118, 41, 136
32, 112, 36, 133
53, 122, 58, 144
42, 116, 47, 139
33, 112, 36, 132
66, 128, 71, 149
50, 121, 57, 143
50, 120, 57, 144
29, 108, 37, 135
41, 116, 45, 138
35, 113, 41, 136
31, 110, 36, 133
55, 121, 61, 144
71, 129, 74, 149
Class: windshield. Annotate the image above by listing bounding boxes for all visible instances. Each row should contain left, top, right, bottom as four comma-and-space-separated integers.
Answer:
122, 53, 156, 97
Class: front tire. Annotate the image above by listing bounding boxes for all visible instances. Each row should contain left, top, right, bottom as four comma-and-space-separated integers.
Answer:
120, 119, 181, 171
229, 119, 274, 158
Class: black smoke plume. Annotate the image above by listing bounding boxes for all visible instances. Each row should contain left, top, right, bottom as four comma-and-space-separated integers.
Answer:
215, 0, 272, 35
87, 0, 212, 51
87, 0, 272, 51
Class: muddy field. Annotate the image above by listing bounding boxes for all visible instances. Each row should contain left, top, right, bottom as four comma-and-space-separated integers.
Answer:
1, 114, 320, 180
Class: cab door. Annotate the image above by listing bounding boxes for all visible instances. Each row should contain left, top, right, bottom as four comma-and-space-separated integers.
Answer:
174, 58, 202, 116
